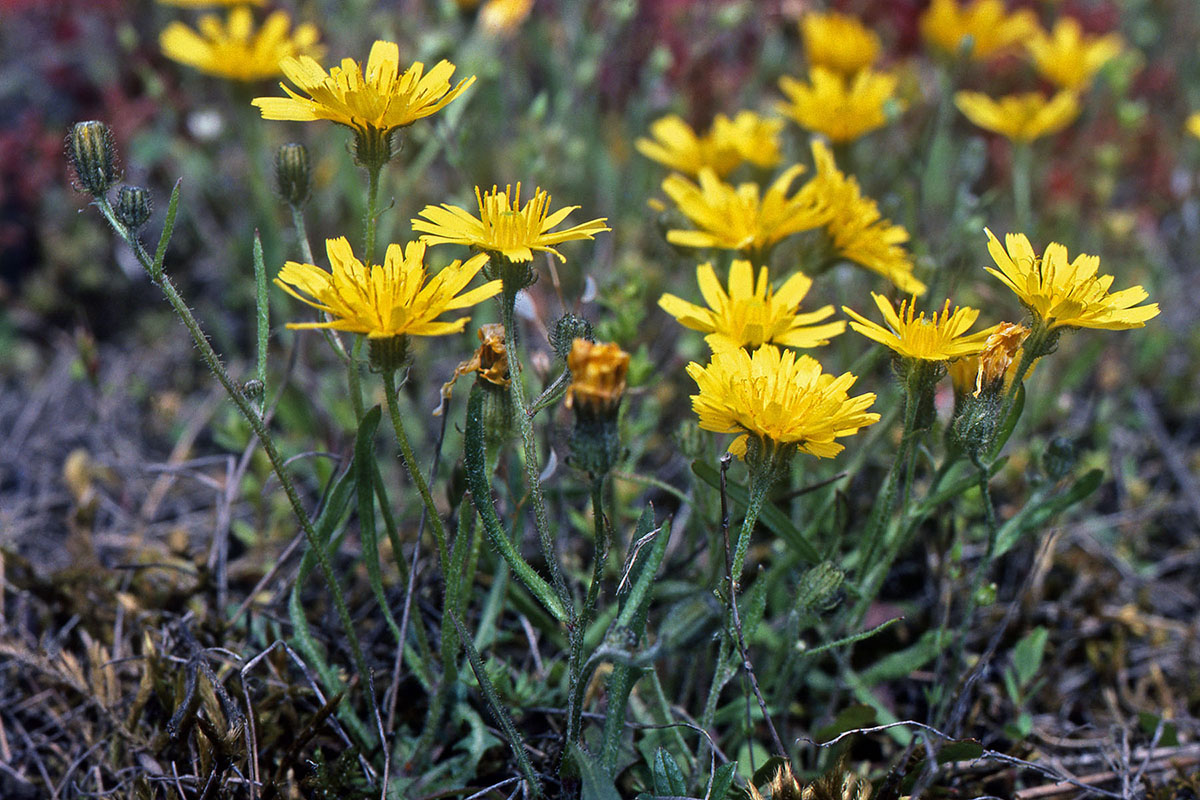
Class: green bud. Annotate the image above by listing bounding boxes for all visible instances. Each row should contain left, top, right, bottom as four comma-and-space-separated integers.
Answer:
368, 335, 410, 373
241, 379, 265, 402
550, 313, 593, 360
67, 120, 118, 196
275, 143, 312, 207
115, 185, 152, 230
1043, 436, 1077, 481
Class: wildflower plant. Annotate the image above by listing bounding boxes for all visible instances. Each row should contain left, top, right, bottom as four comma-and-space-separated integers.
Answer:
64, 3, 1174, 798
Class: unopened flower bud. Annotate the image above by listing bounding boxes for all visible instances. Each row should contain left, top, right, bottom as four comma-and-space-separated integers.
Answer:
275, 143, 312, 207
115, 186, 152, 230
550, 313, 593, 360
1043, 436, 1077, 481
67, 120, 118, 196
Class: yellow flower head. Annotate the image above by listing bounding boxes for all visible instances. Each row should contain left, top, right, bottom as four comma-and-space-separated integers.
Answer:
687, 344, 879, 459
1188, 113, 1200, 140
955, 90, 1080, 142
160, 7, 322, 82
566, 339, 631, 417
800, 11, 881, 75
844, 293, 991, 361
275, 236, 501, 338
777, 67, 901, 143
807, 140, 926, 295
637, 112, 782, 178
663, 166, 830, 258
252, 41, 475, 135
659, 260, 844, 352
1027, 17, 1122, 92
412, 184, 609, 263
984, 229, 1160, 331
920, 0, 1038, 60
479, 0, 534, 37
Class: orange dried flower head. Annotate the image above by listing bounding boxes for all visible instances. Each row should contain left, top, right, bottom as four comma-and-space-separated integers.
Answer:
566, 339, 630, 418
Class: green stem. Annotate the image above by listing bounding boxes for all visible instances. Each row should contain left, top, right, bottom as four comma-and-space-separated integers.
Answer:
381, 369, 451, 574
498, 278, 573, 611
851, 387, 921, 625
1012, 141, 1033, 234
729, 459, 773, 592
347, 336, 366, 423
95, 195, 376, 746
364, 162, 382, 265
290, 203, 315, 264
563, 477, 613, 755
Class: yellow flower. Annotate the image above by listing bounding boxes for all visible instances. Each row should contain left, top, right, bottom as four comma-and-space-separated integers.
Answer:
659, 260, 844, 352
807, 139, 926, 295
777, 67, 900, 143
252, 40, 474, 135
412, 184, 609, 263
663, 166, 830, 258
686, 345, 879, 459
275, 236, 501, 338
800, 11, 881, 75
1027, 17, 1122, 92
955, 90, 1080, 142
160, 7, 321, 82
843, 293, 991, 361
984, 229, 1160, 331
637, 112, 782, 177
1188, 113, 1200, 140
565, 339, 631, 416
920, 0, 1038, 60
479, 0, 534, 37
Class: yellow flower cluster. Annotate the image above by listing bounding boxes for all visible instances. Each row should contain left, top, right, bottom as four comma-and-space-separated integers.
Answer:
780, 11, 901, 144
933, 2, 1122, 143
636, 112, 783, 178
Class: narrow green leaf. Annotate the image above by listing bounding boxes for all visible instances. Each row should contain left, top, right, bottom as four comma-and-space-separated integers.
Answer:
152, 178, 182, 276
252, 231, 269, 392
353, 406, 406, 650
652, 747, 688, 796
463, 385, 568, 622
1011, 626, 1048, 687
704, 761, 738, 800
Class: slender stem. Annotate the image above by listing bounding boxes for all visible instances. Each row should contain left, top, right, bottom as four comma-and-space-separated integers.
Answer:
381, 369, 451, 574
720, 456, 786, 758
729, 458, 773, 592
563, 476, 613, 753
498, 279, 573, 611
347, 336, 366, 423
364, 162, 382, 266
1012, 141, 1033, 234
96, 197, 376, 745
290, 204, 315, 264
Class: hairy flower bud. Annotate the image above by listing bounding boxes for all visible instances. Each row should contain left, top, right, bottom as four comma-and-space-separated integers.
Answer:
115, 186, 152, 230
67, 121, 118, 196
275, 142, 312, 207
550, 313, 593, 360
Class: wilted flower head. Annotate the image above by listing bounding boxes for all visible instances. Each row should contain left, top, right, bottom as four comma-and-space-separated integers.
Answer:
1027, 17, 1122, 92
566, 339, 630, 418
806, 139, 925, 295
663, 166, 830, 260
413, 183, 609, 264
160, 7, 322, 82
920, 0, 1038, 60
800, 11, 881, 75
777, 67, 901, 143
984, 228, 1159, 331
687, 344, 879, 459
658, 260, 844, 352
955, 90, 1080, 142
439, 323, 511, 410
